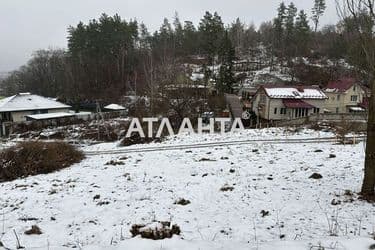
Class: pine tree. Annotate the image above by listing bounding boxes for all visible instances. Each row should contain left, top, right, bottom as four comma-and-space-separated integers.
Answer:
295, 10, 311, 56
284, 2, 298, 60
198, 11, 224, 65
182, 21, 198, 55
173, 12, 184, 56
311, 0, 326, 32
217, 32, 235, 94
229, 18, 245, 54
285, 3, 297, 41
139, 23, 151, 51
273, 2, 287, 56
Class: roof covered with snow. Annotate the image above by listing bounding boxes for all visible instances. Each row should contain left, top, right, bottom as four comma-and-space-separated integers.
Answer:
190, 73, 205, 81
104, 104, 126, 110
26, 112, 74, 120
0, 93, 71, 112
262, 86, 327, 99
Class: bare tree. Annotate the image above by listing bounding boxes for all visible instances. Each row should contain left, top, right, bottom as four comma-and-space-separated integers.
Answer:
336, 0, 375, 197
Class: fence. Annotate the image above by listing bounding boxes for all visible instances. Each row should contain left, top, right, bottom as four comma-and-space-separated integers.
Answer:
274, 113, 367, 128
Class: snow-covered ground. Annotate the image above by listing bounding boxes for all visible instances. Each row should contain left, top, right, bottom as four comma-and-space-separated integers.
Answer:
0, 128, 374, 250
0, 140, 14, 151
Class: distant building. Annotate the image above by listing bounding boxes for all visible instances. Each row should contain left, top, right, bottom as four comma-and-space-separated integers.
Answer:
104, 104, 126, 111
323, 78, 368, 113
252, 85, 327, 121
0, 93, 71, 136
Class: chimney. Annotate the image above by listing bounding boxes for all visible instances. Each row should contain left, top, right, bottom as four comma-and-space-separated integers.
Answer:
297, 84, 304, 92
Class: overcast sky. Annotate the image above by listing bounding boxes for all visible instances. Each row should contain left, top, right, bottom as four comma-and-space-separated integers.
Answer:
0, 0, 338, 72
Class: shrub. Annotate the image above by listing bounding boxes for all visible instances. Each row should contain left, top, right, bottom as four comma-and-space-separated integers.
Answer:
0, 141, 84, 182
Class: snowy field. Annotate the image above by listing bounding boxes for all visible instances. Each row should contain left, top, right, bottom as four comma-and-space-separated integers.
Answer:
0, 128, 374, 249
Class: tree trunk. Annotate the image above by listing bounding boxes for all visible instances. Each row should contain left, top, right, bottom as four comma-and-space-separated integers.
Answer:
361, 79, 375, 196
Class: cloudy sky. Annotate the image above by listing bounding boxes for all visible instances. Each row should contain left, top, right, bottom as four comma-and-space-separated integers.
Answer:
0, 0, 338, 72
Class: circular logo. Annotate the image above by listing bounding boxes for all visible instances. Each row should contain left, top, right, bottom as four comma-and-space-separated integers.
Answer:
242, 111, 251, 120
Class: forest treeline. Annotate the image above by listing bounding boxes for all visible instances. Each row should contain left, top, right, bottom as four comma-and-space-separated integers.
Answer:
0, 0, 371, 102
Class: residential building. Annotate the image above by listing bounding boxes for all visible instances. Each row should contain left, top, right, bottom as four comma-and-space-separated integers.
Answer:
0, 93, 71, 136
104, 104, 126, 111
252, 85, 328, 121
324, 78, 368, 113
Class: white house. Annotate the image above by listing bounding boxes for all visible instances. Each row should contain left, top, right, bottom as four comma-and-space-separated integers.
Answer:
252, 85, 328, 121
0, 93, 71, 136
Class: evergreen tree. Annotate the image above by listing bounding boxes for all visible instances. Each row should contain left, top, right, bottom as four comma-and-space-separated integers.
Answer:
67, 14, 139, 99
273, 2, 287, 58
139, 23, 151, 51
229, 18, 245, 54
285, 3, 298, 41
182, 21, 198, 55
295, 10, 311, 56
311, 0, 326, 32
217, 32, 235, 94
198, 11, 224, 65
284, 2, 298, 59
173, 12, 184, 56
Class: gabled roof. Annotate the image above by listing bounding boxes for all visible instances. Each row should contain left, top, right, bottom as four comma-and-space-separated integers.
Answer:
324, 78, 360, 93
260, 85, 327, 99
0, 93, 71, 112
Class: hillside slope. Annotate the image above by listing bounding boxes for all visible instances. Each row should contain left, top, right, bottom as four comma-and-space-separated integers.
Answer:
0, 128, 373, 249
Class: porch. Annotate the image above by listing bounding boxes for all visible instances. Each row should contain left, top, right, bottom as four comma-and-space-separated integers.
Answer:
282, 99, 317, 119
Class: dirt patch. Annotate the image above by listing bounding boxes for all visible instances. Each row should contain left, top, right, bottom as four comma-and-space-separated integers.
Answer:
24, 225, 42, 235
309, 173, 323, 179
105, 160, 125, 166
220, 185, 234, 192
11, 119, 131, 143
199, 158, 216, 162
174, 198, 191, 206
120, 133, 161, 147
130, 221, 181, 240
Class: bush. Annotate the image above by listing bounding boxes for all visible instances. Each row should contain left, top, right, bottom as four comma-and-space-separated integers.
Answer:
0, 141, 84, 182
120, 133, 157, 147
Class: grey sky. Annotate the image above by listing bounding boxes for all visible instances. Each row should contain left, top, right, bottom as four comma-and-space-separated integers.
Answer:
0, 0, 338, 72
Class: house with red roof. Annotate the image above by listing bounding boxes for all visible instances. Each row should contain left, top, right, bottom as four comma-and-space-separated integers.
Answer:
252, 85, 328, 121
323, 78, 368, 113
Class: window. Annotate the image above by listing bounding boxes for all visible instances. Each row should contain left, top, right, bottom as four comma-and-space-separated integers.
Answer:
336, 107, 339, 113
274, 108, 278, 114
280, 108, 287, 115
351, 95, 358, 102
292, 91, 300, 97
353, 85, 356, 91
313, 108, 320, 113
337, 95, 340, 101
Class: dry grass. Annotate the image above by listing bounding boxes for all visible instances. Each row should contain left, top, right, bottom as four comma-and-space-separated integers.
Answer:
0, 141, 84, 182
